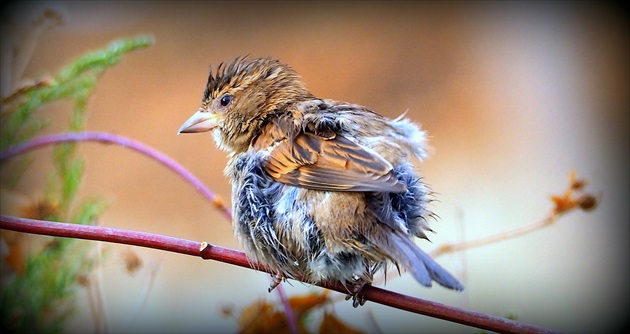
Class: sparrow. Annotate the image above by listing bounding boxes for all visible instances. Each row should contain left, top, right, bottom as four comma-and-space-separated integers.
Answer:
178, 56, 463, 306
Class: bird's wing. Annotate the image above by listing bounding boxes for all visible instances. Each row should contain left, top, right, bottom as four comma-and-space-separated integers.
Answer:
259, 128, 407, 193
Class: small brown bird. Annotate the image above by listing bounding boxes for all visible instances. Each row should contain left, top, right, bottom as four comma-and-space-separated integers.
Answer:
179, 56, 463, 306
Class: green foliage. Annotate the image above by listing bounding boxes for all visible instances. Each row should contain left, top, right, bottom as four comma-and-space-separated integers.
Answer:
0, 35, 154, 151
1, 35, 153, 333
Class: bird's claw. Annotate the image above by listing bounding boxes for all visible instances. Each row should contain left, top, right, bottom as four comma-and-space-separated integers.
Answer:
344, 282, 371, 307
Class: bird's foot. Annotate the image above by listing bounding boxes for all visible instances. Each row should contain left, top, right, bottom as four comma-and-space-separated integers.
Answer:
344, 282, 372, 307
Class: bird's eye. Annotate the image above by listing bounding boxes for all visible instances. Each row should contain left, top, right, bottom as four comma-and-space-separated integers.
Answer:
219, 94, 233, 107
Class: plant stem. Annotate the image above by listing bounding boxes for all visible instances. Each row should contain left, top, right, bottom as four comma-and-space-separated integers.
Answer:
0, 131, 232, 219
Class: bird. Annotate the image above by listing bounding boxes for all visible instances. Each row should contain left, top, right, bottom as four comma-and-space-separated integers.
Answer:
178, 56, 463, 306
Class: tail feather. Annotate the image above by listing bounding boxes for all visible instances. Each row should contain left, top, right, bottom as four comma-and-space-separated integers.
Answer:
386, 233, 464, 291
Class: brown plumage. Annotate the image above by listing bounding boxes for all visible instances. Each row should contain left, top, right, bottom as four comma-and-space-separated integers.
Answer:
179, 56, 463, 306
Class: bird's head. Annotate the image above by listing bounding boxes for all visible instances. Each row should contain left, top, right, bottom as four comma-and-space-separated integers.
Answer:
178, 56, 312, 153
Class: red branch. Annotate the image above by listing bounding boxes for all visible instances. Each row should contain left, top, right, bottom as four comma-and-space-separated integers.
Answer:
0, 214, 557, 334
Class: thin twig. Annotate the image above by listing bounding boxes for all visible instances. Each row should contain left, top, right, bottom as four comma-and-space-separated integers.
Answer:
126, 260, 159, 329
430, 214, 557, 258
275, 284, 299, 334
0, 214, 557, 334
0, 131, 232, 219
1, 78, 53, 107
430, 171, 597, 259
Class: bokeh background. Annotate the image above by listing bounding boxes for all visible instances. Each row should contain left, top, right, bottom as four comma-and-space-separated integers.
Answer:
1, 1, 628, 333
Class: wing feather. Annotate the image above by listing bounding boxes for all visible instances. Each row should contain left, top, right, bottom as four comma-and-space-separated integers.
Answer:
259, 124, 406, 193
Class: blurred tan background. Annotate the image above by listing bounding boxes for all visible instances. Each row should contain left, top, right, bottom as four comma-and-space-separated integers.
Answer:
1, 1, 628, 333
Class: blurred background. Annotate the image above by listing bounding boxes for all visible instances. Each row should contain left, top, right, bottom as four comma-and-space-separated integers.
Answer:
1, 1, 628, 333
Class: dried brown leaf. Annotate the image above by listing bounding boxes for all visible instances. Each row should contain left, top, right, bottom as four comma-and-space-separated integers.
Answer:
318, 311, 363, 334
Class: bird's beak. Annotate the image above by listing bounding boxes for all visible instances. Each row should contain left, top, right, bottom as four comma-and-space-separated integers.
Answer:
178, 109, 218, 134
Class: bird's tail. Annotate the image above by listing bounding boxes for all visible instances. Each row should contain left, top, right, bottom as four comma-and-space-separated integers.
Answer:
383, 232, 464, 291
